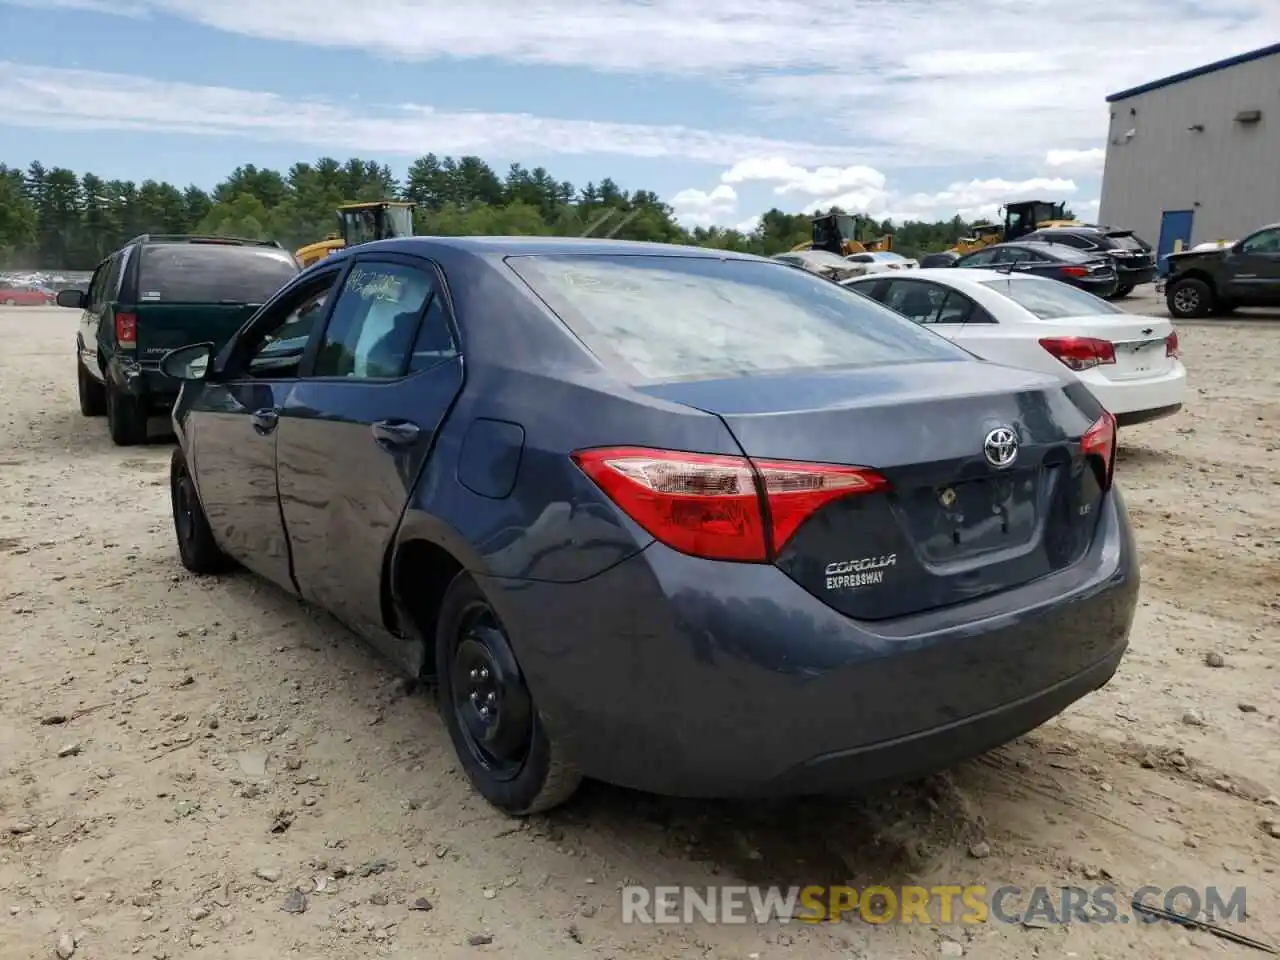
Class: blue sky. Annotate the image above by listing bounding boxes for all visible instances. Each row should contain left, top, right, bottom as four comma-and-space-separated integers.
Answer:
1, 0, 1275, 229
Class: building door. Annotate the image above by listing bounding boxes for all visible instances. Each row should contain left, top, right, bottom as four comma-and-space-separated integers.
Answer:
1156, 209, 1194, 276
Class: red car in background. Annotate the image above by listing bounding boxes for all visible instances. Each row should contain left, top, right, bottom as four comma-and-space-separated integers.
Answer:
0, 282, 56, 306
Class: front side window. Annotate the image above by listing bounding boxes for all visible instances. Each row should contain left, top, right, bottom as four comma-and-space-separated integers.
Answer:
241, 271, 341, 377
1241, 228, 1280, 254
311, 261, 439, 379
977, 275, 1127, 319
957, 249, 998, 267
506, 255, 965, 383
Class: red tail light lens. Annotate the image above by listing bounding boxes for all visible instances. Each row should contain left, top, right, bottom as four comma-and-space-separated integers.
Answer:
1165, 330, 1180, 358
1061, 266, 1089, 278
1039, 336, 1116, 372
1081, 412, 1117, 490
115, 312, 137, 345
572, 447, 888, 562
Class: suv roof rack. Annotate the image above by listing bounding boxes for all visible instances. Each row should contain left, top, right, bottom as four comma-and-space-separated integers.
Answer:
126, 234, 283, 248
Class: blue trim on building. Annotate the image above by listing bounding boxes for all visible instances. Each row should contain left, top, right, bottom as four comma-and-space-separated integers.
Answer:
1106, 42, 1280, 103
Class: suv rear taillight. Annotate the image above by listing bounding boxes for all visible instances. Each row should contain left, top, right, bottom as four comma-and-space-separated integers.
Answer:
1039, 336, 1116, 371
115, 312, 137, 346
1081, 412, 1117, 491
572, 447, 889, 562
1166, 330, 1180, 358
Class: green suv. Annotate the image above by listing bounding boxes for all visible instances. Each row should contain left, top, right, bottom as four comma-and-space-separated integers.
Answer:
59, 235, 300, 445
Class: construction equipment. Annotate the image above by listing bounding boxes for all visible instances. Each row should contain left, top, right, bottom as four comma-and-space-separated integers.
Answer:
948, 200, 1079, 254
792, 213, 893, 256
294, 201, 416, 268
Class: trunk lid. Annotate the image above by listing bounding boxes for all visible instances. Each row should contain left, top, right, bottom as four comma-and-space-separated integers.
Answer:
1031, 314, 1175, 382
639, 361, 1107, 620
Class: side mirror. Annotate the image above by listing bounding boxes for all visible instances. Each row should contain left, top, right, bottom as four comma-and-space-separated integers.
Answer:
56, 289, 87, 309
160, 343, 215, 381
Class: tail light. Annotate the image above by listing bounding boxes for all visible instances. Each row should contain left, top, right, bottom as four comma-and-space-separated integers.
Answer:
1165, 330, 1180, 358
572, 447, 888, 562
1081, 412, 1117, 491
115, 312, 137, 346
1039, 336, 1116, 371
1060, 266, 1089, 278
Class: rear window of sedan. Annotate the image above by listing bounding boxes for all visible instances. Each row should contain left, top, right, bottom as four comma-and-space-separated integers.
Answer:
137, 243, 300, 304
506, 254, 967, 382
976, 275, 1128, 318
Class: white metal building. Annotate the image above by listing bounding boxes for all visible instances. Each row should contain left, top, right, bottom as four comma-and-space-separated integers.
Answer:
1098, 42, 1280, 268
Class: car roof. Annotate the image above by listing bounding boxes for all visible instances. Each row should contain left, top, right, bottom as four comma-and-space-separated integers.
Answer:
846, 267, 1040, 287
348, 235, 768, 262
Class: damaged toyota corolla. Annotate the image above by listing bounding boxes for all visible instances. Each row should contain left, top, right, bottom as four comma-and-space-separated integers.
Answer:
160, 237, 1139, 816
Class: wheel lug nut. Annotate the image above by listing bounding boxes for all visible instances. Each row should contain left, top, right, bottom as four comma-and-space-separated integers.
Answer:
479, 706, 490, 718
486, 692, 496, 704
469, 668, 479, 681
479, 668, 490, 681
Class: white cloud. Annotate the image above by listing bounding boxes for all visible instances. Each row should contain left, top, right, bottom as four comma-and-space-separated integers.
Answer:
6, 0, 1275, 167
669, 184, 737, 227
0, 62, 870, 167
721, 157, 885, 197
718, 158, 1082, 224
1045, 148, 1106, 173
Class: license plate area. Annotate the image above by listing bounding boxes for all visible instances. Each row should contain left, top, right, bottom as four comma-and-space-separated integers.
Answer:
1113, 338, 1167, 376
898, 469, 1040, 564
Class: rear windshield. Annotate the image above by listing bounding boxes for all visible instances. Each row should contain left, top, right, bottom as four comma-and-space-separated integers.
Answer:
977, 275, 1128, 318
137, 244, 299, 304
1106, 232, 1146, 252
506, 254, 967, 382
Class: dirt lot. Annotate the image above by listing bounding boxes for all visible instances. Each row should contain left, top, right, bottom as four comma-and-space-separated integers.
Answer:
2, 302, 1277, 960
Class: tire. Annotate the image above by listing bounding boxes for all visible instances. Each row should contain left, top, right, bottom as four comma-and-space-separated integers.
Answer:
1166, 277, 1213, 318
169, 450, 233, 574
1113, 283, 1134, 299
3, 298, 15, 306
77, 360, 106, 416
105, 378, 148, 446
435, 573, 581, 815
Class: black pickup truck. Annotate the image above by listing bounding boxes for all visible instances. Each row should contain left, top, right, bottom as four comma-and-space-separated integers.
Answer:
60, 235, 300, 445
1164, 222, 1280, 318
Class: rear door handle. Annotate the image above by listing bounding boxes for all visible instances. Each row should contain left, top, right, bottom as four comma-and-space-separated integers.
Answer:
251, 408, 279, 435
372, 419, 420, 446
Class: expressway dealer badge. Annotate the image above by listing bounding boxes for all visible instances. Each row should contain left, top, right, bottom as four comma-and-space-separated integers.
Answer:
824, 555, 896, 590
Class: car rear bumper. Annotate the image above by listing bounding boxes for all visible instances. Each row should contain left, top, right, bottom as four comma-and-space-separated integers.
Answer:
485, 487, 1139, 798
110, 357, 181, 406
1117, 265, 1156, 287
1082, 361, 1186, 418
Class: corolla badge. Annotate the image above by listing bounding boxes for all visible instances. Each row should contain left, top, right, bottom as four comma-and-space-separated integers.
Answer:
824, 554, 896, 591
983, 426, 1019, 469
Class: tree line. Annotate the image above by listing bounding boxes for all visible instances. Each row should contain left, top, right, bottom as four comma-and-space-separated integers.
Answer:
0, 154, 1003, 270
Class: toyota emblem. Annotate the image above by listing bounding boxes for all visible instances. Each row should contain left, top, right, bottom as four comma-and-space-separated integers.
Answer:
983, 427, 1019, 468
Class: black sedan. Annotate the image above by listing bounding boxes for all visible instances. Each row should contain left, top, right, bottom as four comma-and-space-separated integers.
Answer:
159, 236, 1138, 815
954, 241, 1120, 297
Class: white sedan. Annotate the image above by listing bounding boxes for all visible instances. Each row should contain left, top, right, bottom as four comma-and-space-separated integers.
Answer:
843, 268, 1186, 425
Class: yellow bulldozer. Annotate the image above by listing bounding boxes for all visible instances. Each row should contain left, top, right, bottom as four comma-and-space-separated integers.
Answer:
792, 212, 893, 257
295, 200, 416, 268
950, 200, 1079, 254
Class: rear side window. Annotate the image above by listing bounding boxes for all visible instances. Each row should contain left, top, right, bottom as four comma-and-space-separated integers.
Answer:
137, 244, 299, 304
977, 276, 1127, 318
1106, 233, 1146, 252
506, 255, 966, 382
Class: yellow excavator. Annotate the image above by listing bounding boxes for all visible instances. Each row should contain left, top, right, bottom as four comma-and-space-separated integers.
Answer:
295, 200, 416, 268
950, 200, 1079, 254
792, 212, 893, 256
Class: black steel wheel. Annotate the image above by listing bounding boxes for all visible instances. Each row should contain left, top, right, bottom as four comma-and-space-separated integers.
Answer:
435, 573, 580, 815
169, 450, 233, 574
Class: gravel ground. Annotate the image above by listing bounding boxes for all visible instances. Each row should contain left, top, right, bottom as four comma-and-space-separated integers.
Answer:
1, 302, 1277, 960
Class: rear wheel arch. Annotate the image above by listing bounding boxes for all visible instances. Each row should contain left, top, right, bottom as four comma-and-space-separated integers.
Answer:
385, 535, 467, 679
